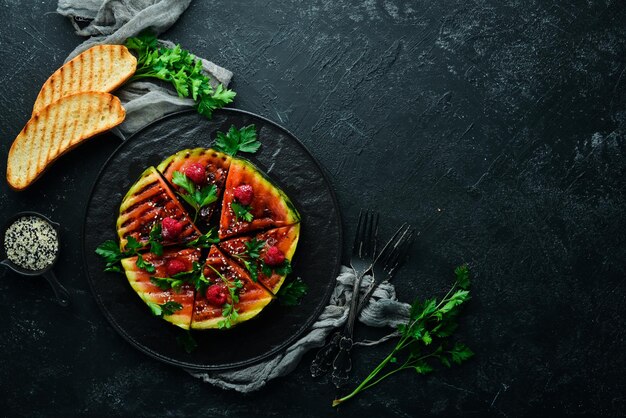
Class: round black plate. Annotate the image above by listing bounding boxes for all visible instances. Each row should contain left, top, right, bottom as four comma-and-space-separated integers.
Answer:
82, 109, 342, 371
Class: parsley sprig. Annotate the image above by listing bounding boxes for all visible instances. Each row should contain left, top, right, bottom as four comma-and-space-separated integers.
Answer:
150, 261, 207, 293
96, 235, 156, 273
172, 171, 217, 222
231, 202, 254, 222
205, 264, 244, 329
187, 228, 220, 248
332, 265, 474, 407
277, 277, 308, 306
215, 125, 261, 156
146, 301, 183, 317
125, 32, 236, 119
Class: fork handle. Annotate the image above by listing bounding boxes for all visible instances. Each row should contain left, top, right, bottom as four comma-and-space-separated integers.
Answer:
344, 269, 366, 336
330, 269, 367, 387
310, 330, 342, 377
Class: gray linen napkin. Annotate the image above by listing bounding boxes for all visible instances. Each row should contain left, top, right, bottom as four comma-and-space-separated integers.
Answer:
57, 0, 232, 139
58, 0, 411, 393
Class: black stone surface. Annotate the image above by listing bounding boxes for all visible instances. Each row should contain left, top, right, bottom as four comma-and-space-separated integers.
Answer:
83, 109, 341, 370
1, 1, 625, 416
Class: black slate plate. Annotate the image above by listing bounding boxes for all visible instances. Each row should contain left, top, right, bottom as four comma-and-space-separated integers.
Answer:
82, 109, 341, 371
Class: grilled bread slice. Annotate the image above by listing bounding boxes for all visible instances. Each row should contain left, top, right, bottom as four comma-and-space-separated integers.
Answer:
32, 44, 136, 115
7, 92, 125, 190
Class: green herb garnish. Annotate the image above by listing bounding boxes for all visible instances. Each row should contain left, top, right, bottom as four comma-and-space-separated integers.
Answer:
332, 265, 474, 407
148, 223, 163, 256
95, 236, 154, 273
147, 301, 183, 317
231, 202, 254, 222
177, 330, 198, 353
172, 171, 217, 222
205, 264, 243, 329
214, 125, 260, 156
277, 276, 307, 306
125, 32, 236, 119
187, 228, 220, 248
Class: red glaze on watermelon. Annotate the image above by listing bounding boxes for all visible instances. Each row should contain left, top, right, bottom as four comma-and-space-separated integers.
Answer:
157, 148, 231, 224
121, 248, 200, 330
117, 167, 201, 251
219, 224, 300, 294
219, 158, 300, 239
191, 246, 273, 329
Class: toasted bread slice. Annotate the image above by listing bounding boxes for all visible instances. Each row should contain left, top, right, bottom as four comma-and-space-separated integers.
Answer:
7, 92, 125, 191
32, 44, 136, 115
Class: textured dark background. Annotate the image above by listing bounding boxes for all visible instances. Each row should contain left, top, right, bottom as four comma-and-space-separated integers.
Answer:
1, 1, 625, 416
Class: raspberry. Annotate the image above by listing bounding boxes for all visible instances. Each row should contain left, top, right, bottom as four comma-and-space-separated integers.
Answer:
161, 217, 184, 240
182, 163, 206, 185
166, 259, 187, 276
234, 184, 254, 205
206, 284, 228, 306
264, 246, 285, 266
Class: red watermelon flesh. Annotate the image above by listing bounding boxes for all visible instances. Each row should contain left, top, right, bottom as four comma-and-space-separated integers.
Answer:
219, 158, 300, 239
219, 224, 300, 294
117, 167, 200, 251
157, 148, 231, 224
191, 246, 273, 329
121, 248, 200, 330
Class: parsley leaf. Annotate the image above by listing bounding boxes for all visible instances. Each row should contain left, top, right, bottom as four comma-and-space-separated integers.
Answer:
146, 301, 183, 317
231, 202, 254, 222
172, 171, 217, 222
187, 228, 220, 248
135, 254, 155, 274
96, 235, 154, 273
206, 264, 243, 329
149, 223, 163, 256
126, 32, 236, 120
177, 331, 198, 353
244, 238, 265, 259
277, 277, 308, 306
214, 125, 261, 156
332, 265, 474, 407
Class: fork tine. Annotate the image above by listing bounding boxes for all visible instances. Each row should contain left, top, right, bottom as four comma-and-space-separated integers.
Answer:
375, 223, 409, 263
365, 211, 379, 258
352, 209, 365, 255
385, 229, 415, 275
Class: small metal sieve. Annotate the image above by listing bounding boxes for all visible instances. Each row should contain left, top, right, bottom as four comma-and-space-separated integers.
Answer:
1, 211, 70, 307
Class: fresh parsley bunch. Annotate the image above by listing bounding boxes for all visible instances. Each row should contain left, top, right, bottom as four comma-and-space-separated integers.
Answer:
332, 265, 474, 407
125, 32, 236, 119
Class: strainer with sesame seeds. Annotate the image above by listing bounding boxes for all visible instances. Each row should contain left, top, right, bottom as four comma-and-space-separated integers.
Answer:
1, 211, 70, 307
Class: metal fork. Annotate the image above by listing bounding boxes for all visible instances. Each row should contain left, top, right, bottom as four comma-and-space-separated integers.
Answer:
331, 222, 414, 387
357, 224, 414, 314
310, 209, 378, 378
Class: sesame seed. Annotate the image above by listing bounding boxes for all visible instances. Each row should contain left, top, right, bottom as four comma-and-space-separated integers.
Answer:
3, 216, 59, 271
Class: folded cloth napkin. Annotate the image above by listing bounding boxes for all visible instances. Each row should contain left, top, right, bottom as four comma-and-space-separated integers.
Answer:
57, 0, 233, 139
57, 0, 411, 393
187, 266, 411, 393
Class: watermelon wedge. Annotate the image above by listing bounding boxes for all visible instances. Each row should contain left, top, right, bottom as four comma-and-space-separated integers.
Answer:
219, 224, 300, 294
121, 248, 200, 330
157, 148, 231, 225
191, 246, 273, 329
117, 167, 201, 251
218, 158, 300, 239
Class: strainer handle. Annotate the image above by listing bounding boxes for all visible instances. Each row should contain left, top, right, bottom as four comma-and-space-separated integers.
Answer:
42, 270, 70, 307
